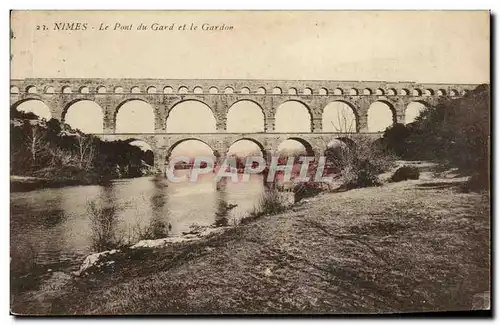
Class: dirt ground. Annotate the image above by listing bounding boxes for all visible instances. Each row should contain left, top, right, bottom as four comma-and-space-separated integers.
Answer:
12, 172, 490, 315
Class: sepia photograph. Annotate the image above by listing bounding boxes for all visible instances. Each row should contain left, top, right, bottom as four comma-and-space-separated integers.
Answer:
9, 10, 491, 315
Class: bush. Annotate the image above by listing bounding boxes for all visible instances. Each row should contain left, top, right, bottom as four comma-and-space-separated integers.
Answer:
390, 166, 420, 182
245, 188, 289, 222
131, 218, 170, 241
327, 136, 393, 189
87, 200, 123, 252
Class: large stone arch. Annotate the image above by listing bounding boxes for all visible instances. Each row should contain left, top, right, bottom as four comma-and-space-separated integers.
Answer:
62, 98, 105, 122
167, 98, 215, 116
275, 100, 313, 132
321, 100, 359, 133
11, 98, 52, 120
166, 99, 217, 133
62, 99, 105, 133
226, 99, 266, 133
367, 100, 397, 132
405, 100, 429, 124
114, 98, 156, 133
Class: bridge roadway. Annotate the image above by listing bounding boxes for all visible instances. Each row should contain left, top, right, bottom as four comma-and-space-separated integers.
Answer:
10, 78, 478, 134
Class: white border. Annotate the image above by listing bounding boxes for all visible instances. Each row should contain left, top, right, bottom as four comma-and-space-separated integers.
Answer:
2, 1, 497, 324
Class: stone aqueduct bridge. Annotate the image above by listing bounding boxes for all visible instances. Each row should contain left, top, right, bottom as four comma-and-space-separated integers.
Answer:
10, 78, 477, 172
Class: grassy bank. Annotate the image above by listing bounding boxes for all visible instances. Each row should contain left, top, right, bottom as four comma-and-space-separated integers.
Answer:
11, 174, 490, 314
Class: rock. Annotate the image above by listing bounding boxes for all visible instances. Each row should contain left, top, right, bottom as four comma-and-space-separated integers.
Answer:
74, 249, 119, 276
390, 166, 420, 182
263, 268, 272, 277
131, 227, 226, 249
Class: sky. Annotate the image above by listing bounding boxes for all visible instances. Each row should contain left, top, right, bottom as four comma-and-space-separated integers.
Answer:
10, 11, 490, 155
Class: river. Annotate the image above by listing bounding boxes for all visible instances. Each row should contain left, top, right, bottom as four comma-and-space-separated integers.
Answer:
10, 172, 269, 273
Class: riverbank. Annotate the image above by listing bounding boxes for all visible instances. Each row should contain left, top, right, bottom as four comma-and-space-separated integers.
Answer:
10, 175, 101, 192
11, 172, 490, 314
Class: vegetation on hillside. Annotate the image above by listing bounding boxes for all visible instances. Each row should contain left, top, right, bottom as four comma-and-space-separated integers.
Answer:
10, 107, 155, 187
381, 84, 490, 190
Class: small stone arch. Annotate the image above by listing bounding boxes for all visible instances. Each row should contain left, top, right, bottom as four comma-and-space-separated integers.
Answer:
178, 86, 189, 94
349, 88, 359, 96
400, 88, 410, 96
10, 86, 19, 94
288, 87, 298, 95
114, 86, 124, 94
256, 87, 266, 95
163, 86, 173, 94
303, 88, 313, 95
124, 139, 156, 166
333, 88, 343, 96
437, 89, 446, 96
319, 88, 328, 96
209, 87, 219, 94
165, 138, 216, 162
97, 86, 107, 94
387, 88, 396, 96
147, 86, 157, 94
412, 89, 422, 96
375, 88, 385, 96
336, 137, 357, 148
62, 86, 72, 94
131, 86, 141, 94
44, 86, 55, 94
363, 88, 372, 95
79, 86, 90, 94
193, 86, 204, 94
228, 137, 266, 157
272, 87, 282, 95
26, 85, 37, 94
282, 137, 316, 157
224, 87, 234, 94
240, 87, 250, 94
424, 89, 434, 96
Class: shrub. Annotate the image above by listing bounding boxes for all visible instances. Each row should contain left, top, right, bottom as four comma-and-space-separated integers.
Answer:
390, 166, 420, 182
131, 218, 170, 241
327, 136, 394, 189
87, 200, 123, 252
245, 188, 288, 222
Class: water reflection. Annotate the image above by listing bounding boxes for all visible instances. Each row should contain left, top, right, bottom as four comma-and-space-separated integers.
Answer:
214, 178, 230, 227
10, 173, 266, 272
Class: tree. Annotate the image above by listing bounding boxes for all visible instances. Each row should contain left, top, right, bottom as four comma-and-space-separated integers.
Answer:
382, 123, 411, 158
23, 123, 47, 166
75, 134, 96, 171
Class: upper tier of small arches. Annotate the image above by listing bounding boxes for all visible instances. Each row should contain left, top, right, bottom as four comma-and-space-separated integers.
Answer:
10, 84, 468, 98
